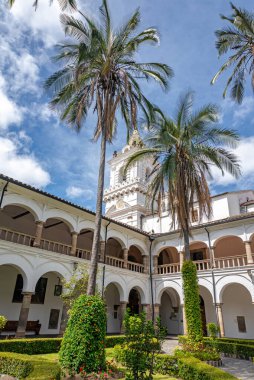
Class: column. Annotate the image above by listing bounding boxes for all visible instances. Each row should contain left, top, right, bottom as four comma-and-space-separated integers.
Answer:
59, 304, 68, 336
153, 256, 158, 274
179, 251, 184, 270
119, 301, 128, 333
209, 246, 216, 268
123, 248, 129, 269
142, 255, 149, 274
154, 303, 160, 323
244, 241, 254, 264
216, 303, 225, 337
181, 304, 188, 335
70, 232, 78, 256
33, 221, 44, 247
100, 241, 106, 263
15, 292, 33, 338
142, 304, 152, 320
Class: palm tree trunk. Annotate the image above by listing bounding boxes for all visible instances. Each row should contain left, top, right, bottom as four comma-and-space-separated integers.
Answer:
183, 222, 191, 261
87, 126, 107, 296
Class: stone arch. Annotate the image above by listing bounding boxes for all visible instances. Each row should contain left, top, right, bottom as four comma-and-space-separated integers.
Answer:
104, 282, 122, 333
157, 246, 179, 265
156, 280, 183, 305
2, 194, 41, 221
128, 245, 143, 264
127, 239, 147, 256
127, 281, 148, 305
107, 229, 127, 248
213, 235, 245, 258
0, 253, 34, 291
189, 241, 209, 261
159, 287, 182, 335
0, 204, 37, 239
43, 209, 76, 233
198, 278, 214, 302
77, 220, 96, 234
32, 262, 71, 292
217, 275, 254, 303
104, 276, 127, 302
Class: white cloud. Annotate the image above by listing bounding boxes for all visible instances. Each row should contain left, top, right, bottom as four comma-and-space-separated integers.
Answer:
210, 136, 254, 188
66, 186, 94, 200
0, 77, 23, 129
0, 136, 50, 187
233, 97, 254, 124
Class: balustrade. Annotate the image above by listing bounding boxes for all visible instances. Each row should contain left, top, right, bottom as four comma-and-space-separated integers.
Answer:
127, 261, 145, 273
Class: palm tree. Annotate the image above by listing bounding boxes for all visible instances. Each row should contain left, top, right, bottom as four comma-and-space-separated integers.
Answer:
8, 0, 77, 11
211, 2, 254, 104
125, 92, 241, 260
45, 0, 173, 295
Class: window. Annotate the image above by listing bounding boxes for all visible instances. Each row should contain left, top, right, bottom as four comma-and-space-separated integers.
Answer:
48, 309, 60, 329
113, 305, 119, 319
191, 209, 199, 222
12, 274, 24, 303
32, 278, 48, 304
237, 316, 246, 333
12, 275, 48, 304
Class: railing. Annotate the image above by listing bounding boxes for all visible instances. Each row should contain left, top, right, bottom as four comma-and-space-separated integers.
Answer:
76, 248, 91, 261
158, 263, 181, 274
194, 259, 211, 271
105, 256, 125, 269
40, 239, 72, 256
127, 261, 145, 273
214, 254, 248, 269
0, 228, 34, 247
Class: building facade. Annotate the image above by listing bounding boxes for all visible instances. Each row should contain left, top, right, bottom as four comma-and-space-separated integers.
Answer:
0, 135, 254, 338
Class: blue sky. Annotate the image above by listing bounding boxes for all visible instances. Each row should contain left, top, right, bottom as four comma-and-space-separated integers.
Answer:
1, 0, 254, 211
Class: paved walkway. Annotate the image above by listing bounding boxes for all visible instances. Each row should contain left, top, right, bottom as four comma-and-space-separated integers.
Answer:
220, 357, 254, 380
161, 337, 179, 354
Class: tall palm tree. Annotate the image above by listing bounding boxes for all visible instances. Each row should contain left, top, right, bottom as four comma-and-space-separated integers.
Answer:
211, 2, 254, 104
8, 0, 77, 11
125, 92, 241, 260
45, 0, 173, 295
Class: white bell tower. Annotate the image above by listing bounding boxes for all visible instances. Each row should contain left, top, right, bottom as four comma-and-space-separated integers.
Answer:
104, 130, 153, 229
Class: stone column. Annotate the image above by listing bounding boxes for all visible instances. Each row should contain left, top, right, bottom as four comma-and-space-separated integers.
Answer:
119, 301, 128, 333
244, 241, 254, 264
154, 303, 160, 322
15, 292, 33, 338
123, 248, 129, 269
179, 251, 184, 269
33, 221, 44, 247
100, 241, 106, 263
142, 255, 149, 274
59, 304, 68, 336
142, 304, 152, 320
209, 246, 216, 268
181, 304, 188, 335
153, 256, 158, 274
216, 303, 225, 337
70, 232, 78, 256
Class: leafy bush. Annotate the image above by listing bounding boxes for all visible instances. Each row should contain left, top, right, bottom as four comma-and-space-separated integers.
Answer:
105, 335, 125, 348
0, 315, 7, 330
59, 294, 107, 375
0, 338, 62, 354
154, 354, 178, 376
182, 261, 203, 342
114, 311, 166, 380
0, 352, 33, 378
207, 323, 219, 339
174, 348, 220, 362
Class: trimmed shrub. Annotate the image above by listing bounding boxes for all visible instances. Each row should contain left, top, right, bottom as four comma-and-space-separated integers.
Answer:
0, 338, 62, 354
207, 323, 219, 339
182, 261, 203, 342
155, 354, 238, 380
0, 315, 7, 330
59, 294, 107, 375
105, 335, 125, 348
0, 352, 33, 378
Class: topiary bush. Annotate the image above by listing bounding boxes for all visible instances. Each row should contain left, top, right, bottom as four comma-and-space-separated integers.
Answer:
0, 352, 33, 379
182, 260, 203, 342
0, 315, 7, 330
207, 323, 219, 339
59, 294, 107, 376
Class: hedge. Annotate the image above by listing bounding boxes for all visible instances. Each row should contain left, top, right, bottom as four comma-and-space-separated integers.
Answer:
0, 352, 33, 378
155, 354, 238, 380
0, 335, 125, 354
179, 335, 254, 360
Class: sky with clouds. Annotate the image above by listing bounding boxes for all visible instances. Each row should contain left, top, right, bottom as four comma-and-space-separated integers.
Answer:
1, 0, 254, 211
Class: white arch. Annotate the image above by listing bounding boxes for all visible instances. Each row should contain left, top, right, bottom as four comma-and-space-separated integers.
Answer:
156, 280, 183, 304
32, 262, 72, 292
127, 279, 149, 304
159, 287, 180, 308
217, 275, 254, 303
77, 220, 96, 234
104, 274, 127, 301
127, 239, 148, 256
43, 209, 76, 232
212, 233, 245, 247
2, 194, 42, 221
107, 229, 127, 248
198, 278, 214, 302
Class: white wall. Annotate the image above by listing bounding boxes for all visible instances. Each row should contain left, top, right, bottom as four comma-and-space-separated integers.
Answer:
160, 292, 183, 335
105, 283, 121, 334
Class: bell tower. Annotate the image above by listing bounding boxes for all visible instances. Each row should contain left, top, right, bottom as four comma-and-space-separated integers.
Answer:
104, 130, 153, 229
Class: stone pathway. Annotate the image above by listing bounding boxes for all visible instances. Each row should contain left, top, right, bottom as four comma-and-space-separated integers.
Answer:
220, 357, 254, 380
161, 337, 179, 354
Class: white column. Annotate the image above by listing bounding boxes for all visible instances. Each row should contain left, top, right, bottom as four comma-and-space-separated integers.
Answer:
70, 232, 78, 256
153, 256, 158, 274
216, 303, 225, 337
123, 248, 128, 269
179, 251, 184, 269
16, 292, 33, 338
142, 255, 149, 274
33, 221, 44, 247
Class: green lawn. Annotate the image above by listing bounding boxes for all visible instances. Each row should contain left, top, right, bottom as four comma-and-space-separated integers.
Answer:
30, 351, 178, 380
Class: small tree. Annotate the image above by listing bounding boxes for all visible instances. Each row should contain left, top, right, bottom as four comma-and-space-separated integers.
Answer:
114, 311, 166, 380
182, 261, 203, 343
59, 294, 106, 375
